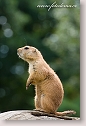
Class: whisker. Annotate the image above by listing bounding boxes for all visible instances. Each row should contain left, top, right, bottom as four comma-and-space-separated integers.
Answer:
24, 38, 27, 46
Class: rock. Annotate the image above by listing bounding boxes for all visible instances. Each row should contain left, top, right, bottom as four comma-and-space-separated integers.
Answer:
0, 110, 80, 120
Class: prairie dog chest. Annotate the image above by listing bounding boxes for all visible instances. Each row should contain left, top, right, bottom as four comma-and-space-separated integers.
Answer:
28, 62, 37, 74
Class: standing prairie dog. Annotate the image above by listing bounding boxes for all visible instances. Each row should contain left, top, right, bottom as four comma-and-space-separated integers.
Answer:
17, 46, 76, 116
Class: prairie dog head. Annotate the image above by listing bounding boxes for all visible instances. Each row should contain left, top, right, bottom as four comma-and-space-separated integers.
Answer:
17, 46, 43, 62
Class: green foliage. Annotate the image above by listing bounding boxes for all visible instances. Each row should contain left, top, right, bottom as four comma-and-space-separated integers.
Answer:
0, 0, 80, 117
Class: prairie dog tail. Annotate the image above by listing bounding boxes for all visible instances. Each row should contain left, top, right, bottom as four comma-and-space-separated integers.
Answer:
55, 110, 76, 116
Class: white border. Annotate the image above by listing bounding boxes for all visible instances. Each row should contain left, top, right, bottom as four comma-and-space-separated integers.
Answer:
0, 0, 85, 126
80, 0, 86, 124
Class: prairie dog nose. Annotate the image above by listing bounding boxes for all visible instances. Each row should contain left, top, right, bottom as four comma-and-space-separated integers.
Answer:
17, 48, 22, 55
17, 48, 22, 52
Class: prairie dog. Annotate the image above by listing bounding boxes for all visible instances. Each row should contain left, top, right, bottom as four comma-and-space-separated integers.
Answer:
17, 46, 76, 116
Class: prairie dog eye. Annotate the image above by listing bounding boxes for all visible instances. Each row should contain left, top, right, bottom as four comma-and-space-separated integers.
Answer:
24, 47, 29, 50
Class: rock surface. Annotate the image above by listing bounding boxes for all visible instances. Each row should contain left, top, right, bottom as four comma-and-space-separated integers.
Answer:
0, 110, 80, 120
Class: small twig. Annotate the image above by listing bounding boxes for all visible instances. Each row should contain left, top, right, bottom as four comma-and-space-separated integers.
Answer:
31, 110, 80, 120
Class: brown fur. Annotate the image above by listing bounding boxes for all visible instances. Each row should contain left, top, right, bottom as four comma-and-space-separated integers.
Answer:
17, 46, 76, 116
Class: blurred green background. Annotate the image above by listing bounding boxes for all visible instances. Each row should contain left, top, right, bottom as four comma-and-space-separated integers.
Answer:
0, 0, 80, 117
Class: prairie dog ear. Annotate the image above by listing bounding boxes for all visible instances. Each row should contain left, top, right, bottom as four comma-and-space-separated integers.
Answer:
33, 49, 37, 53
